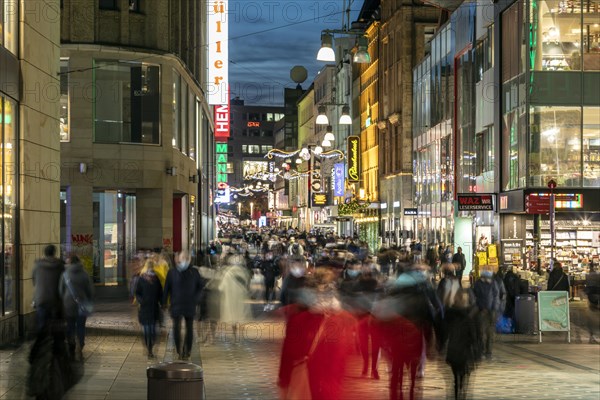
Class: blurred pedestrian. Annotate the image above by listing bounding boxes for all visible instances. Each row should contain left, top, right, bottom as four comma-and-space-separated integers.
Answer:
278, 268, 356, 399
473, 266, 501, 359
59, 254, 93, 361
452, 247, 467, 287
280, 256, 308, 307
444, 288, 482, 400
261, 251, 280, 311
135, 260, 163, 359
584, 263, 600, 344
32, 245, 65, 331
219, 253, 252, 342
163, 250, 202, 360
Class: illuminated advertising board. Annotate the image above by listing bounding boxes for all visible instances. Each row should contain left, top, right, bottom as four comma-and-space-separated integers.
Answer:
334, 163, 345, 197
347, 136, 360, 182
214, 101, 230, 139
243, 161, 268, 180
207, 0, 228, 105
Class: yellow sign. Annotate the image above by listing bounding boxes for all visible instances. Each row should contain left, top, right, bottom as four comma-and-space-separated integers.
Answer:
488, 244, 497, 259
347, 136, 360, 182
477, 252, 488, 267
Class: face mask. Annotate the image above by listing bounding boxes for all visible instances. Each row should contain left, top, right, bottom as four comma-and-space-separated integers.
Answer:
347, 269, 360, 278
290, 267, 305, 277
177, 261, 190, 272
481, 270, 493, 279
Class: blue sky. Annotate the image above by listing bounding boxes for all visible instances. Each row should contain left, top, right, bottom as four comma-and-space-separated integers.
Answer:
227, 1, 360, 105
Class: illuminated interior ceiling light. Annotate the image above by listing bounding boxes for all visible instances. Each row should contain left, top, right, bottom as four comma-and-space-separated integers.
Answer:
339, 105, 352, 125
313, 146, 323, 155
548, 26, 559, 39
317, 32, 335, 62
316, 106, 329, 125
353, 36, 371, 64
324, 130, 335, 143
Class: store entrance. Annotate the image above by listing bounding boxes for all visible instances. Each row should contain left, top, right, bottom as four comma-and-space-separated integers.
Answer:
93, 191, 136, 285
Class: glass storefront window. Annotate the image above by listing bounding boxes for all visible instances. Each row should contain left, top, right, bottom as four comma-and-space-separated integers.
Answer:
1, 0, 18, 55
502, 0, 527, 81
582, 1, 600, 70
583, 106, 600, 186
188, 91, 195, 159
60, 59, 70, 142
0, 96, 17, 316
94, 60, 160, 144
180, 80, 188, 155
529, 106, 582, 187
530, 0, 600, 71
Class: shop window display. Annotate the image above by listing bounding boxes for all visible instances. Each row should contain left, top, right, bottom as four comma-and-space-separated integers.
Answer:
0, 97, 17, 316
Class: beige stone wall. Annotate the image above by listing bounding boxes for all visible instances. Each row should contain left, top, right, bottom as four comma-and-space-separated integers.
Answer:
19, 0, 61, 318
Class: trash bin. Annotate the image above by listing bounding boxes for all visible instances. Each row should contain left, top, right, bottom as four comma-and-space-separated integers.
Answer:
147, 361, 205, 400
515, 294, 536, 334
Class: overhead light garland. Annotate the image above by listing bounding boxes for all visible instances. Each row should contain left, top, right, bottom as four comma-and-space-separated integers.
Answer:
265, 148, 344, 161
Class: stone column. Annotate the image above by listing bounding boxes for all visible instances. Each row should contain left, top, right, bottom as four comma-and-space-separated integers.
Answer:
136, 187, 173, 252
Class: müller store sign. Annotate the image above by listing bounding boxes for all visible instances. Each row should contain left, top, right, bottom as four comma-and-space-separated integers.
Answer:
457, 194, 495, 211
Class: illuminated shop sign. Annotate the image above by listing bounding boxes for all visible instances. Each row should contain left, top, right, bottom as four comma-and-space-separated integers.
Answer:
404, 208, 418, 216
215, 142, 230, 204
247, 121, 260, 128
347, 136, 360, 183
207, 0, 228, 105
214, 102, 230, 139
311, 193, 331, 207
333, 163, 345, 197
457, 194, 495, 211
530, 193, 583, 209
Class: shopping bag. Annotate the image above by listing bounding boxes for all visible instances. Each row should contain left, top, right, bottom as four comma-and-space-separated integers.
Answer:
283, 359, 311, 400
495, 316, 514, 334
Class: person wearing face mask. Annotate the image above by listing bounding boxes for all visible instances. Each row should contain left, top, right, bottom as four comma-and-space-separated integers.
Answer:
163, 250, 203, 360
473, 265, 501, 359
279, 256, 308, 307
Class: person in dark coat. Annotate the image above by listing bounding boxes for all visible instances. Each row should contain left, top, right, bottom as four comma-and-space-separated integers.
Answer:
59, 254, 93, 361
546, 262, 570, 293
444, 288, 482, 400
279, 256, 308, 308
261, 251, 280, 308
32, 245, 65, 331
135, 260, 163, 358
163, 250, 203, 360
503, 266, 521, 320
452, 247, 467, 287
473, 266, 501, 358
584, 264, 600, 344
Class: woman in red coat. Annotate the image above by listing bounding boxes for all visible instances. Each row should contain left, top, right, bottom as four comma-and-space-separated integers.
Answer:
278, 267, 357, 400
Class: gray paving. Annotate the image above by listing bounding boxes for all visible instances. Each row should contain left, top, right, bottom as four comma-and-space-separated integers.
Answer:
1, 299, 599, 400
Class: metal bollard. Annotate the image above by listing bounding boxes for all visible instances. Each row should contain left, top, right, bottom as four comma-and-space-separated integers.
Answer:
147, 361, 205, 400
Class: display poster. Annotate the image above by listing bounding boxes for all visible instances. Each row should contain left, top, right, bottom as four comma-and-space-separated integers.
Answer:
477, 252, 488, 268
538, 291, 571, 343
488, 244, 499, 267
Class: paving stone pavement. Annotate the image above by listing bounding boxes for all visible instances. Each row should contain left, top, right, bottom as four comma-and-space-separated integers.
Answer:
1, 299, 599, 400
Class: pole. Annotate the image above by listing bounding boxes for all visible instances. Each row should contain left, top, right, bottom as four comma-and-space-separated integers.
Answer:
550, 187, 555, 269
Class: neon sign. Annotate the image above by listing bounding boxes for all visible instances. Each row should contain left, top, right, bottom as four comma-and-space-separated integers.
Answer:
347, 136, 360, 183
208, 1, 229, 105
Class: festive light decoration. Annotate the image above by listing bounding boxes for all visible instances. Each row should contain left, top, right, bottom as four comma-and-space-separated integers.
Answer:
265, 148, 344, 161
338, 200, 368, 215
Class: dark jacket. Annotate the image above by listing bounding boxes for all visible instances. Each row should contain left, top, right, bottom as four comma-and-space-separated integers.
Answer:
452, 252, 466, 271
547, 267, 570, 292
32, 257, 65, 310
58, 262, 93, 319
280, 275, 307, 306
444, 305, 482, 376
585, 271, 600, 309
135, 271, 163, 324
163, 266, 202, 318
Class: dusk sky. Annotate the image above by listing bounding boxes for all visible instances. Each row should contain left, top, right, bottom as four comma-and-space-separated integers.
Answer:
228, 1, 361, 105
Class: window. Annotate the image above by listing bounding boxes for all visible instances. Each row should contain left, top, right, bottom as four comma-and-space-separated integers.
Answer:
1, 0, 18, 54
99, 0, 118, 10
0, 96, 17, 316
248, 113, 260, 122
226, 163, 234, 174
529, 106, 582, 187
262, 130, 273, 137
583, 107, 600, 187
180, 80, 188, 155
475, 127, 494, 175
172, 71, 180, 149
261, 145, 273, 153
188, 91, 195, 159
248, 145, 260, 154
60, 59, 70, 142
129, 0, 140, 12
94, 60, 160, 144
249, 129, 260, 137
242, 145, 247, 153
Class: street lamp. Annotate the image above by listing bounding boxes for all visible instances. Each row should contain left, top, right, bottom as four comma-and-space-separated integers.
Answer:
238, 202, 241, 216
250, 202, 254, 223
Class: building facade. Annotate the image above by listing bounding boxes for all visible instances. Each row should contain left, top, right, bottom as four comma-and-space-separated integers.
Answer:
0, 0, 61, 342
59, 0, 214, 288
377, 0, 440, 248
